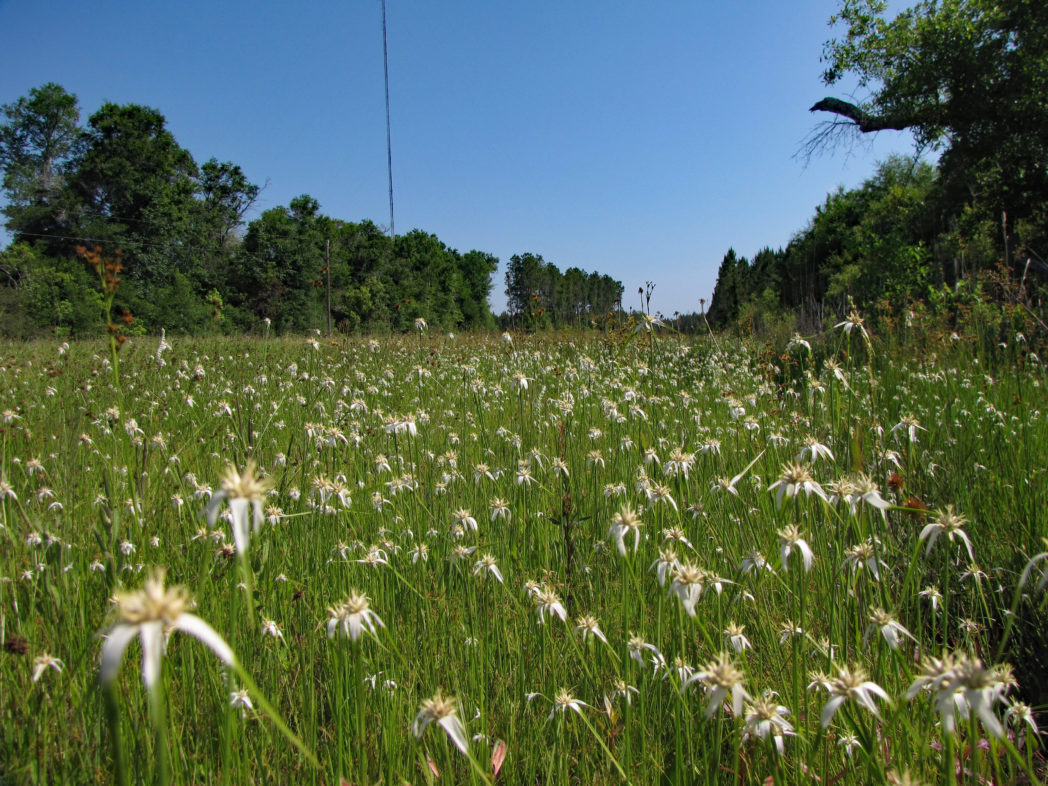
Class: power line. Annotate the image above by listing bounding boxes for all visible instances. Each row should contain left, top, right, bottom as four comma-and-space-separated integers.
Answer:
381, 0, 395, 240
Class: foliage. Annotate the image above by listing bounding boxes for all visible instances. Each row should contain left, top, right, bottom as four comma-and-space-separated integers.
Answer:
504, 252, 624, 330
811, 0, 1048, 262
0, 85, 523, 336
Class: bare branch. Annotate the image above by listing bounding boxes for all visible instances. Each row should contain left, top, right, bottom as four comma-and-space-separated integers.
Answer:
809, 97, 912, 133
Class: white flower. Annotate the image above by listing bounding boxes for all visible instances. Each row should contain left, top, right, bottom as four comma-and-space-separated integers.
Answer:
892, 415, 925, 444
260, 618, 284, 640
816, 664, 890, 728
453, 509, 478, 532
906, 652, 1010, 739
574, 615, 608, 645
549, 688, 589, 720
230, 688, 254, 715
742, 697, 795, 755
413, 691, 469, 754
787, 333, 811, 353
864, 608, 916, 651
724, 622, 751, 654
205, 460, 273, 554
769, 463, 827, 508
608, 506, 643, 557
835, 309, 868, 339
681, 652, 750, 718
919, 505, 974, 561
777, 525, 814, 573
669, 563, 722, 617
471, 554, 504, 583
627, 635, 663, 669
920, 585, 943, 612
99, 568, 234, 691
327, 592, 385, 642
1005, 701, 1039, 735
650, 547, 681, 587
533, 587, 567, 624
489, 497, 510, 521
32, 653, 64, 682
842, 539, 884, 580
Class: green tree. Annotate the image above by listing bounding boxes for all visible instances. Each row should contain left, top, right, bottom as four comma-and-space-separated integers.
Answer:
234, 195, 326, 331
0, 83, 82, 242
69, 103, 199, 277
809, 0, 1048, 250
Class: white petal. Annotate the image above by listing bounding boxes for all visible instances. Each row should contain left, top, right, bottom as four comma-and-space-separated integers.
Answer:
99, 624, 138, 685
204, 491, 228, 526
438, 715, 470, 754
229, 498, 251, 553
174, 613, 235, 665
140, 621, 165, 690
821, 695, 846, 728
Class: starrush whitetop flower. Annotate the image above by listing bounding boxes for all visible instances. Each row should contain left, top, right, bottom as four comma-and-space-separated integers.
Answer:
795, 436, 833, 464
574, 615, 608, 645
817, 664, 891, 728
724, 622, 751, 653
608, 506, 644, 557
627, 635, 664, 669
920, 585, 943, 612
769, 463, 827, 508
742, 697, 795, 755
327, 592, 385, 642
865, 607, 916, 650
533, 586, 567, 624
412, 691, 469, 754
99, 568, 234, 691
471, 554, 504, 583
681, 652, 751, 718
905, 652, 1011, 738
549, 688, 589, 720
669, 563, 729, 616
777, 524, 814, 573
205, 460, 273, 554
919, 505, 974, 561
650, 547, 681, 587
32, 653, 64, 682
842, 539, 885, 580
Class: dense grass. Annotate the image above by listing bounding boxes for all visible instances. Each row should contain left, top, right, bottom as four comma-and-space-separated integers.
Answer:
1, 326, 1046, 784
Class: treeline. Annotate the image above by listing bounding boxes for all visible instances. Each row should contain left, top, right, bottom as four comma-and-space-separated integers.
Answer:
707, 157, 944, 330
503, 252, 623, 329
708, 0, 1048, 336
0, 84, 542, 337
707, 153, 1046, 335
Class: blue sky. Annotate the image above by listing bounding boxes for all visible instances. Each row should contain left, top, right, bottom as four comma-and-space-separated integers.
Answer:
0, 0, 918, 315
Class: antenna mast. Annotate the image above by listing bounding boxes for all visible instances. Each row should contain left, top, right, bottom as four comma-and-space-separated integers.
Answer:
381, 0, 395, 239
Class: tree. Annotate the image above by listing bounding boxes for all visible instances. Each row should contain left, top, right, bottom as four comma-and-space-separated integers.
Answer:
0, 83, 82, 240
69, 103, 200, 280
808, 0, 1048, 244
235, 195, 327, 331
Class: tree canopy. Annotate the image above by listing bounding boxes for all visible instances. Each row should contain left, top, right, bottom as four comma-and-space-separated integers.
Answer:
0, 84, 581, 337
809, 0, 1048, 240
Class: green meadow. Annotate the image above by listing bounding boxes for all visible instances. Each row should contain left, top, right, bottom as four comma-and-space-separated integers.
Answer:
1, 324, 1046, 784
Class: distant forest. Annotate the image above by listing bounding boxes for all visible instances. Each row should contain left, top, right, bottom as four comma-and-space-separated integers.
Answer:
0, 85, 622, 337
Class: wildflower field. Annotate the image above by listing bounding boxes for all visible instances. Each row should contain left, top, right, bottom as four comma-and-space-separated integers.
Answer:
2, 325, 1047, 785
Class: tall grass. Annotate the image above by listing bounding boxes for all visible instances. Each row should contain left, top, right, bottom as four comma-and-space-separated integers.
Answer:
0, 325, 1045, 783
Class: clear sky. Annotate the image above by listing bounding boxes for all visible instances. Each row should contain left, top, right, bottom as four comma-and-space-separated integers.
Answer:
0, 0, 918, 316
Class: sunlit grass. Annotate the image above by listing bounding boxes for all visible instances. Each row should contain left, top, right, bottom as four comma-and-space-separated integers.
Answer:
1, 326, 1046, 783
